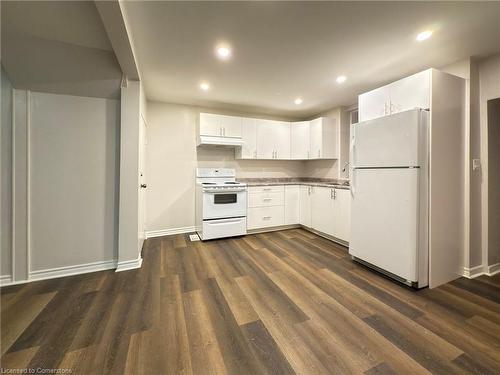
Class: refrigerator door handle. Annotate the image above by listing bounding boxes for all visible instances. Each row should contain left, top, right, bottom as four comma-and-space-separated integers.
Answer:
350, 134, 356, 166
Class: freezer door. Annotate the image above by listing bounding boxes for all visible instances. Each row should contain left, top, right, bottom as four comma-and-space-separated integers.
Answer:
349, 168, 420, 282
351, 109, 427, 168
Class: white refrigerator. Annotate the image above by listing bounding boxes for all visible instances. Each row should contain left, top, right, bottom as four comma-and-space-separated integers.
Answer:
349, 109, 429, 288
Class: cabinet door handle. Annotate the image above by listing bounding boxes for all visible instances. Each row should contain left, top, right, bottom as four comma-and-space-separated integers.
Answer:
254, 150, 257, 158
220, 127, 223, 136
307, 150, 310, 159
263, 216, 272, 220
223, 127, 226, 136
384, 102, 388, 115
390, 101, 395, 114
318, 149, 321, 158
275, 150, 278, 159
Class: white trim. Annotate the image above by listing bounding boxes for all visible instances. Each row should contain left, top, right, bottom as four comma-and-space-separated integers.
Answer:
0, 275, 12, 286
27, 90, 31, 277
115, 257, 143, 272
1, 260, 117, 286
487, 262, 500, 276
462, 264, 486, 278
145, 226, 196, 238
29, 260, 117, 282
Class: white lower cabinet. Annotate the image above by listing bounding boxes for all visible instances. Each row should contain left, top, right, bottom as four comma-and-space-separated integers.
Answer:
247, 206, 285, 230
299, 185, 311, 227
284, 185, 300, 225
332, 188, 351, 242
311, 186, 334, 236
247, 184, 350, 243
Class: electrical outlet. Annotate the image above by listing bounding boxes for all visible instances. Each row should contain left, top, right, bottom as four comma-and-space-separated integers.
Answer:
472, 159, 481, 171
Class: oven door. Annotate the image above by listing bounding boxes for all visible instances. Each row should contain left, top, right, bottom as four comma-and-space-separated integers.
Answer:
202, 188, 247, 220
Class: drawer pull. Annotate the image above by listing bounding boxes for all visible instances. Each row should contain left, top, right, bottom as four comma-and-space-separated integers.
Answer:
262, 188, 272, 191
262, 216, 272, 220
263, 198, 272, 201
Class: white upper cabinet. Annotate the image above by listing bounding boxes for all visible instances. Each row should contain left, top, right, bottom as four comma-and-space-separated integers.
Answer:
236, 118, 257, 159
358, 86, 391, 122
389, 70, 430, 114
256, 120, 290, 159
309, 117, 339, 159
290, 121, 310, 159
358, 69, 431, 122
199, 113, 242, 138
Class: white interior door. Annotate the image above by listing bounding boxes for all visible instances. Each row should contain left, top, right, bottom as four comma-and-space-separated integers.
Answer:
352, 109, 423, 168
139, 116, 147, 243
350, 168, 420, 282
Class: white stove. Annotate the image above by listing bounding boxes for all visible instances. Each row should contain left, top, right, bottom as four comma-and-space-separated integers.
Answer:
195, 168, 247, 240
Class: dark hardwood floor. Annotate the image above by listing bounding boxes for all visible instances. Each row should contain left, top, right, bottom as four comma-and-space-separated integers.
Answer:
1, 229, 500, 374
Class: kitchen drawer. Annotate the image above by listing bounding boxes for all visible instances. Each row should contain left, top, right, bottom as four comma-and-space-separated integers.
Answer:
247, 206, 285, 230
248, 185, 284, 194
248, 192, 284, 208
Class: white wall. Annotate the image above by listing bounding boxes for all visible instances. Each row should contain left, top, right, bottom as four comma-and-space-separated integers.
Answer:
1, 67, 13, 278
145, 101, 306, 233
29, 92, 120, 271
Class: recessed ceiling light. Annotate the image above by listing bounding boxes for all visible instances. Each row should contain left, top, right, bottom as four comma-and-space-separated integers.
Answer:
200, 82, 210, 91
216, 45, 232, 60
416, 30, 433, 42
336, 75, 347, 84
294, 98, 303, 105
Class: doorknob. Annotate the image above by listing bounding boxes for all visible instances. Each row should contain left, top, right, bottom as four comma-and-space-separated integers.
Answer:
141, 184, 147, 188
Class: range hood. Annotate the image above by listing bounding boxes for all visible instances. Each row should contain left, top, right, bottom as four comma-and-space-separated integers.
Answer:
197, 135, 243, 147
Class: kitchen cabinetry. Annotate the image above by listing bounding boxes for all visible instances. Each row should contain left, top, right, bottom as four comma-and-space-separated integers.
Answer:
290, 121, 310, 159
299, 185, 311, 227
309, 117, 339, 159
358, 69, 431, 122
248, 183, 350, 243
247, 186, 285, 230
236, 118, 257, 159
311, 186, 334, 235
284, 185, 300, 225
332, 188, 351, 242
236, 116, 341, 160
256, 120, 291, 159
199, 113, 242, 138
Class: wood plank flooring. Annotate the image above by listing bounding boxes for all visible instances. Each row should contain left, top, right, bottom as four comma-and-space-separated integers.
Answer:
1, 229, 500, 374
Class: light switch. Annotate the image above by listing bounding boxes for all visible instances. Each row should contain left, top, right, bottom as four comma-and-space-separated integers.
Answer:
472, 159, 481, 171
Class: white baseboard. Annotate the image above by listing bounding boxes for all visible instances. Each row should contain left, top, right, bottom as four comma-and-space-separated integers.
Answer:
0, 275, 12, 286
29, 260, 118, 283
115, 257, 143, 272
462, 264, 486, 278
145, 226, 196, 238
487, 262, 500, 276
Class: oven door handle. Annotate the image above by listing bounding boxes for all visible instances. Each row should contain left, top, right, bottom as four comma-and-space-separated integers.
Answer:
203, 188, 246, 193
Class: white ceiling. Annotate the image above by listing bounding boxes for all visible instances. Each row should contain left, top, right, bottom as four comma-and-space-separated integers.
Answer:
1, 1, 122, 99
123, 1, 500, 118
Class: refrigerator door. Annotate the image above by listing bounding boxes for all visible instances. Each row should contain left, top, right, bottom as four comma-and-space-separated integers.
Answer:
351, 109, 427, 168
349, 168, 420, 282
